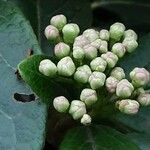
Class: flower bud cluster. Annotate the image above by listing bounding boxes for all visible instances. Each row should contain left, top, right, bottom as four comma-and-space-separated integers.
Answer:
40, 15, 150, 125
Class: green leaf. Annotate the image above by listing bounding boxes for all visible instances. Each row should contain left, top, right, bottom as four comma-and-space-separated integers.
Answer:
18, 55, 71, 104
60, 125, 140, 150
119, 33, 150, 75
0, 1, 46, 149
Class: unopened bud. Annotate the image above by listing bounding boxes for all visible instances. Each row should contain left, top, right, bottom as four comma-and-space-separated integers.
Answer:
44, 25, 60, 42
110, 67, 125, 81
123, 39, 138, 53
90, 57, 107, 72
99, 40, 108, 53
57, 56, 75, 76
62, 23, 80, 43
89, 72, 106, 89
81, 114, 92, 125
69, 100, 86, 120
106, 76, 119, 93
124, 29, 137, 40
39, 59, 57, 77
83, 44, 97, 60
73, 35, 89, 48
130, 68, 150, 87
111, 43, 126, 58
137, 93, 150, 106
53, 96, 70, 113
54, 42, 70, 59
50, 14, 67, 30
99, 29, 110, 41
101, 52, 118, 68
83, 29, 99, 42
109, 22, 125, 41
74, 65, 92, 83
116, 79, 134, 98
73, 46, 85, 60
80, 88, 98, 106
116, 99, 139, 114
91, 39, 102, 49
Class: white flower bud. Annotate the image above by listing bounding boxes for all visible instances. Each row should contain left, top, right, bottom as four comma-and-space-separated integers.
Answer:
57, 56, 75, 76
69, 100, 86, 120
74, 65, 92, 83
73, 46, 85, 60
133, 87, 145, 97
83, 29, 99, 42
99, 40, 108, 53
105, 76, 119, 93
54, 42, 70, 59
99, 29, 110, 41
116, 99, 139, 115
90, 57, 107, 72
80, 88, 98, 106
81, 114, 92, 125
137, 93, 150, 106
53, 96, 70, 113
44, 25, 60, 42
89, 72, 106, 89
101, 52, 118, 68
123, 39, 138, 53
130, 68, 150, 87
111, 43, 126, 58
50, 14, 67, 30
124, 29, 137, 40
116, 79, 134, 98
109, 22, 125, 41
83, 44, 98, 60
73, 35, 89, 48
91, 39, 102, 49
110, 67, 125, 81
62, 23, 80, 43
39, 59, 57, 77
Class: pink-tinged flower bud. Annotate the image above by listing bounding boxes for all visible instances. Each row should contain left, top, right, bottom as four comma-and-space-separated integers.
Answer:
54, 42, 70, 59
83, 44, 98, 60
88, 72, 106, 90
73, 35, 89, 48
110, 67, 125, 81
99, 40, 108, 54
137, 93, 150, 106
83, 29, 99, 42
101, 52, 118, 68
69, 100, 86, 120
73, 46, 85, 60
44, 25, 60, 42
90, 57, 107, 72
105, 76, 119, 93
116, 79, 134, 98
116, 99, 139, 115
62, 23, 80, 43
74, 65, 92, 84
123, 39, 138, 53
109, 22, 125, 41
91, 39, 102, 49
130, 67, 150, 87
53, 96, 70, 113
111, 43, 126, 58
57, 56, 75, 76
81, 114, 92, 125
80, 88, 98, 106
39, 59, 57, 77
124, 29, 137, 40
50, 14, 67, 30
99, 29, 110, 41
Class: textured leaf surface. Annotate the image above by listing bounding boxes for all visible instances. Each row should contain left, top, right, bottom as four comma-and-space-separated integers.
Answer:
0, 1, 46, 149
60, 125, 140, 150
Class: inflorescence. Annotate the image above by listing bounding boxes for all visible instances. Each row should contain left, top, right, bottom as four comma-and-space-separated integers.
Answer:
39, 14, 150, 125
